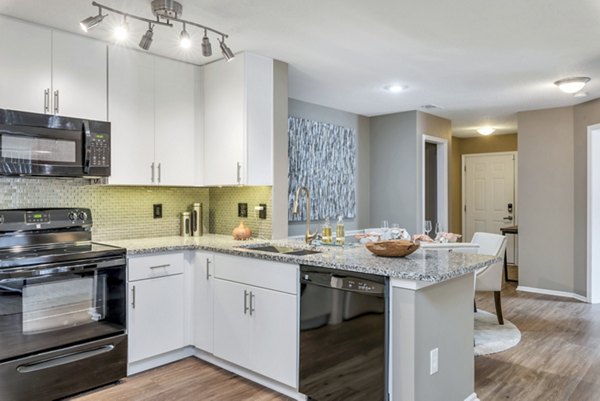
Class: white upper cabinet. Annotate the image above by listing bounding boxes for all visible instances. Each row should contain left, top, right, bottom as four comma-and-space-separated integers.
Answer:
108, 47, 156, 185
0, 16, 51, 114
52, 31, 107, 121
203, 53, 273, 186
154, 57, 196, 186
0, 16, 107, 120
108, 47, 196, 186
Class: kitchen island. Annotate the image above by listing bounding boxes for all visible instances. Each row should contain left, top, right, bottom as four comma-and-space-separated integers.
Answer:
104, 235, 493, 401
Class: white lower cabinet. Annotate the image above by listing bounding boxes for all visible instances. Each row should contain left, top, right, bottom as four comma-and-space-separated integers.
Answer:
212, 254, 298, 388
127, 253, 186, 363
193, 252, 214, 353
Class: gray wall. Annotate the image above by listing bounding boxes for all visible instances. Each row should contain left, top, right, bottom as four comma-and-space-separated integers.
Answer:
392, 274, 475, 401
518, 106, 575, 293
370, 111, 419, 233
288, 98, 370, 237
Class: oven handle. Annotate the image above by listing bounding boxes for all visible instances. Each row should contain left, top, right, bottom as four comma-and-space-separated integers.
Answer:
16, 344, 115, 374
0, 257, 125, 280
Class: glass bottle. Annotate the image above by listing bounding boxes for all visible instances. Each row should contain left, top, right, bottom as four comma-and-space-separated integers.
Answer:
322, 217, 332, 244
336, 216, 345, 245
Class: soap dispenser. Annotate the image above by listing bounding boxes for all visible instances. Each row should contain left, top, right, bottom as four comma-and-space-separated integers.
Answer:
322, 217, 332, 244
336, 216, 345, 245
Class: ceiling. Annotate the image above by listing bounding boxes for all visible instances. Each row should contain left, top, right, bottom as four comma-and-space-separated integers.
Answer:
2, 0, 599, 137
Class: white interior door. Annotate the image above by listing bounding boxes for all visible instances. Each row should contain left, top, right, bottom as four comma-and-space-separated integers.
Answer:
463, 153, 516, 262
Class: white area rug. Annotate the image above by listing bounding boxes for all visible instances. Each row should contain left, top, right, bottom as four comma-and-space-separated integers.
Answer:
474, 310, 521, 356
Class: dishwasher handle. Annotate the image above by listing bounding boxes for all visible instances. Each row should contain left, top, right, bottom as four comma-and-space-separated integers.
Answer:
301, 271, 386, 295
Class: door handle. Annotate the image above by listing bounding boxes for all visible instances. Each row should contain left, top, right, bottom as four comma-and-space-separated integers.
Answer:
53, 90, 59, 114
503, 216, 514, 221
44, 88, 50, 113
244, 290, 249, 314
206, 258, 211, 280
151, 162, 155, 184
131, 285, 136, 309
249, 291, 255, 316
17, 345, 115, 373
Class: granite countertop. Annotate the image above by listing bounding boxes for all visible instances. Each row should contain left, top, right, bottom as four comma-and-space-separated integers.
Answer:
101, 235, 498, 283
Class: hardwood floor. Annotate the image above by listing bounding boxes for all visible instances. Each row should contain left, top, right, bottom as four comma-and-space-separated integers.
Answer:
475, 282, 600, 401
71, 283, 600, 401
69, 358, 290, 401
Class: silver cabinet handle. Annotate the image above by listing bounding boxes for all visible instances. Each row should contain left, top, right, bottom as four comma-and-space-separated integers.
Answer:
249, 291, 255, 316
244, 290, 249, 314
53, 90, 59, 114
150, 264, 170, 269
157, 162, 162, 184
151, 162, 155, 184
206, 258, 211, 280
44, 88, 50, 113
236, 162, 241, 184
131, 285, 136, 309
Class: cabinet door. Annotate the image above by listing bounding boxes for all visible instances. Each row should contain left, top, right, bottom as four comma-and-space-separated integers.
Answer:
0, 16, 51, 114
194, 252, 214, 352
250, 286, 298, 387
154, 57, 196, 186
213, 278, 251, 369
52, 31, 107, 120
128, 274, 185, 363
203, 55, 245, 186
108, 47, 156, 185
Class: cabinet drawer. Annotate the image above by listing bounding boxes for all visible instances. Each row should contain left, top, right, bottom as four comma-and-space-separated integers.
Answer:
128, 252, 184, 282
214, 254, 297, 294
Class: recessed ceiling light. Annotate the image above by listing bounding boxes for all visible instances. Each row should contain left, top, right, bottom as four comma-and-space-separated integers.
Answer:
384, 84, 407, 93
573, 92, 589, 98
554, 77, 590, 94
477, 127, 495, 136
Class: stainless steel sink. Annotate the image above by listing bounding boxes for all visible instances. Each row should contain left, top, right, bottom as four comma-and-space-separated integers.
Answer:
240, 244, 321, 256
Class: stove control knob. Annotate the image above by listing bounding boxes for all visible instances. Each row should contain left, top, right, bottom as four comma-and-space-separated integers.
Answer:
78, 212, 88, 221
68, 212, 77, 221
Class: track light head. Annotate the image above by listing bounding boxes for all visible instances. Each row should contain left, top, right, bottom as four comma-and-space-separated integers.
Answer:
219, 37, 234, 61
139, 24, 154, 50
180, 23, 191, 49
80, 8, 105, 32
114, 17, 128, 41
201, 30, 212, 57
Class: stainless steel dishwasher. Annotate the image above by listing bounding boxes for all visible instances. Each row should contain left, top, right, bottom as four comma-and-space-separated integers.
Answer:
299, 265, 389, 401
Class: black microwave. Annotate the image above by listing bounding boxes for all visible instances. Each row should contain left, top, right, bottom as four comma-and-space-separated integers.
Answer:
0, 108, 111, 178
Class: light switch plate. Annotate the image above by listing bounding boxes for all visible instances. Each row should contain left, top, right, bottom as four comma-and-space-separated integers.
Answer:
153, 204, 162, 219
430, 348, 439, 375
238, 203, 248, 218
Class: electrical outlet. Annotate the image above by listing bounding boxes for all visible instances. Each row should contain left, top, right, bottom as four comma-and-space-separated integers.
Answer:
238, 203, 248, 217
258, 204, 267, 219
430, 348, 439, 375
153, 204, 162, 219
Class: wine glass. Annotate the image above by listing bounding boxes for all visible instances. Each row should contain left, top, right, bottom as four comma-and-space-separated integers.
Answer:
424, 220, 432, 236
435, 222, 442, 238
391, 223, 401, 239
381, 220, 389, 239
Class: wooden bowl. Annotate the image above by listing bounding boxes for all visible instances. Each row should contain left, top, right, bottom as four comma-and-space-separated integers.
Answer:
365, 239, 420, 258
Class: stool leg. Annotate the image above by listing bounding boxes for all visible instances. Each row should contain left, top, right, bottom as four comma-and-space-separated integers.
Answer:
494, 291, 504, 325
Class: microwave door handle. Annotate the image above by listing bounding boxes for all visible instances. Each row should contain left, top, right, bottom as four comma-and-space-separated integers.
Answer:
83, 120, 91, 174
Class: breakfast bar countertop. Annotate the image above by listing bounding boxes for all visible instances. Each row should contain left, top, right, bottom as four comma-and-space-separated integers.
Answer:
102, 234, 498, 284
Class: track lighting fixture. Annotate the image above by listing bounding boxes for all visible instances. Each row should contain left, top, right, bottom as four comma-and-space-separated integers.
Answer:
80, 8, 106, 32
139, 23, 154, 50
201, 29, 212, 57
219, 37, 235, 61
180, 23, 191, 49
81, 1, 234, 59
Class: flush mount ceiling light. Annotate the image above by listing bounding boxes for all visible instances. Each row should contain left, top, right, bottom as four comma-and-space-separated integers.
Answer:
477, 127, 495, 136
80, 0, 234, 59
384, 84, 407, 93
554, 77, 590, 94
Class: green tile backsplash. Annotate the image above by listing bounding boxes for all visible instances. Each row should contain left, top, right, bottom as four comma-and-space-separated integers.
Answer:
0, 177, 272, 240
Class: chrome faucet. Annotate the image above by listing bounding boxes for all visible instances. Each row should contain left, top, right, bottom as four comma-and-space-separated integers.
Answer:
292, 186, 318, 244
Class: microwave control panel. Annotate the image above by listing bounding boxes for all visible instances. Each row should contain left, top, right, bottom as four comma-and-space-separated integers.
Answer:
89, 133, 110, 167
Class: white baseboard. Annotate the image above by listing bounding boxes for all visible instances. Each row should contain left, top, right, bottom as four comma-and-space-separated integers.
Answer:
464, 393, 480, 401
517, 285, 588, 303
127, 347, 195, 376
193, 349, 306, 400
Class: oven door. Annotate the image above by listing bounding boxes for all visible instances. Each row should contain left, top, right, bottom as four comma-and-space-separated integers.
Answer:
0, 123, 84, 177
0, 256, 126, 362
